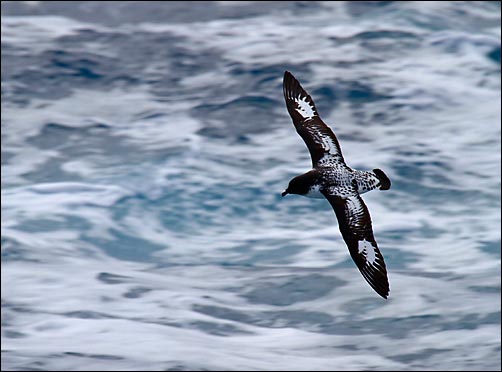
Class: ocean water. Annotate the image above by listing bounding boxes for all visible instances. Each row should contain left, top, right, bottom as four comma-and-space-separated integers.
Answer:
1, 1, 501, 371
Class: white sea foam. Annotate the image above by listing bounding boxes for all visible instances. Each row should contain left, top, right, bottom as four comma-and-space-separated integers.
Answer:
2, 1, 500, 371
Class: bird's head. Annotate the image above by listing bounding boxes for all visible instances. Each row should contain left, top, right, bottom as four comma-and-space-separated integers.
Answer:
281, 173, 313, 197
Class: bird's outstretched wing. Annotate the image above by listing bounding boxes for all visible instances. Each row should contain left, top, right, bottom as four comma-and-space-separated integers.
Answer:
283, 71, 345, 167
322, 186, 390, 298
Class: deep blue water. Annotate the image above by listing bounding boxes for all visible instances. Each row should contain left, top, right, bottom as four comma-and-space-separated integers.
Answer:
1, 1, 501, 371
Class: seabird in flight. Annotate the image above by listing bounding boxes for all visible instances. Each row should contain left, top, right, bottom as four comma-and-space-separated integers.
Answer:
282, 71, 391, 299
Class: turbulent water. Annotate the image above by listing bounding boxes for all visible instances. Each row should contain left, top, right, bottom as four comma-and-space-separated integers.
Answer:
1, 1, 501, 371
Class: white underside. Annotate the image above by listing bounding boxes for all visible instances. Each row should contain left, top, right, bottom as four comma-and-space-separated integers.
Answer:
304, 184, 324, 199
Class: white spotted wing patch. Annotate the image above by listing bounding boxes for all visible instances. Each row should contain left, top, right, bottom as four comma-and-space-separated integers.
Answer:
358, 239, 376, 265
314, 129, 346, 166
294, 95, 316, 120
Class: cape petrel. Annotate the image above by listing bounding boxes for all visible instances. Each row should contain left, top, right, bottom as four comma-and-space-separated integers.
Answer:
281, 71, 391, 299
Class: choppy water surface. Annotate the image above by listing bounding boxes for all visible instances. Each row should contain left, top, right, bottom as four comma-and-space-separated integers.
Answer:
1, 1, 501, 371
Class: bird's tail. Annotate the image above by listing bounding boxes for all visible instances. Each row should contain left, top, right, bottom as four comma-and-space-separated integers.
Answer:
373, 169, 391, 190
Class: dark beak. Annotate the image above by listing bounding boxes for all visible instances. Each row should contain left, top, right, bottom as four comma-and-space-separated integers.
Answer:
281, 190, 288, 197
